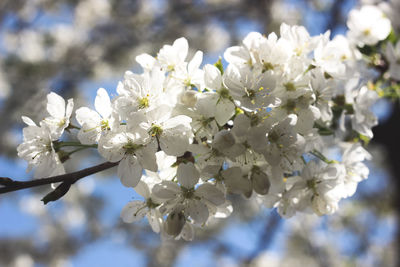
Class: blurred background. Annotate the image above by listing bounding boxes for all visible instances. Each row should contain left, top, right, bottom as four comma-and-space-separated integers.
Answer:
0, 0, 399, 266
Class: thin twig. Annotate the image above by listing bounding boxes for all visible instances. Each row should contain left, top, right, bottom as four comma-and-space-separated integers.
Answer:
0, 161, 118, 194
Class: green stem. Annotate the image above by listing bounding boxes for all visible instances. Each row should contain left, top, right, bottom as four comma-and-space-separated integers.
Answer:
310, 150, 338, 164
301, 155, 307, 165
53, 141, 98, 152
58, 141, 97, 148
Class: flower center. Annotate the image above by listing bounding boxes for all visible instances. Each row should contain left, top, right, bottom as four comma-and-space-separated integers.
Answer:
123, 141, 142, 154
150, 125, 163, 137
138, 96, 149, 109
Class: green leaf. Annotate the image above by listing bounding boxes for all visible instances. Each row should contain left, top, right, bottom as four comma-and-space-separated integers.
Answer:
41, 182, 72, 204
359, 134, 371, 146
214, 57, 224, 75
386, 29, 398, 44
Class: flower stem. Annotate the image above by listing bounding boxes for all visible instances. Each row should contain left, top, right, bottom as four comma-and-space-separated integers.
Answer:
310, 150, 338, 164
56, 141, 97, 148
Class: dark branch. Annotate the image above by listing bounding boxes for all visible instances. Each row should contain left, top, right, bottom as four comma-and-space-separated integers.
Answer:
0, 161, 118, 194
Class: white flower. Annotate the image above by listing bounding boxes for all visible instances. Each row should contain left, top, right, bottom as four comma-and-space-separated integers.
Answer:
98, 125, 157, 187
143, 151, 177, 186
339, 143, 371, 198
276, 89, 321, 135
114, 67, 165, 119
17, 116, 65, 178
199, 64, 235, 126
42, 92, 74, 140
212, 129, 246, 160
136, 53, 157, 72
224, 64, 278, 110
224, 32, 264, 67
263, 115, 305, 170
75, 88, 116, 144
188, 142, 225, 179
278, 161, 342, 217
280, 23, 317, 57
152, 162, 225, 228
173, 51, 204, 90
121, 181, 163, 233
347, 5, 391, 46
221, 167, 252, 197
138, 105, 193, 156
157, 37, 188, 72
351, 86, 379, 138
310, 69, 334, 122
314, 34, 356, 78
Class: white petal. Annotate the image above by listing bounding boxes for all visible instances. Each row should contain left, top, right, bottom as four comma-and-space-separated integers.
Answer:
136, 53, 156, 70
195, 183, 225, 206
95, 88, 112, 119
163, 115, 192, 129
147, 209, 162, 233
77, 123, 100, 145
224, 46, 249, 64
146, 105, 172, 124
97, 132, 127, 162
214, 201, 233, 218
215, 99, 235, 126
152, 181, 180, 200
121, 201, 147, 223
75, 107, 101, 126
160, 131, 189, 156
180, 222, 194, 241
188, 51, 203, 74
47, 92, 65, 118
177, 162, 199, 189
22, 116, 36, 126
65, 98, 74, 119
173, 37, 188, 62
195, 93, 217, 118
118, 156, 143, 187
134, 181, 150, 199
136, 141, 158, 172
187, 199, 209, 224
204, 64, 222, 90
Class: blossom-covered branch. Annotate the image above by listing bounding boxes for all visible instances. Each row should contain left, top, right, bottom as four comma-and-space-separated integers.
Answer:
11, 3, 400, 241
0, 161, 118, 194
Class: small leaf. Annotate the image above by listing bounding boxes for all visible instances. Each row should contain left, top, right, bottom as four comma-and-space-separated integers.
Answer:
41, 182, 72, 204
359, 134, 371, 146
214, 57, 224, 75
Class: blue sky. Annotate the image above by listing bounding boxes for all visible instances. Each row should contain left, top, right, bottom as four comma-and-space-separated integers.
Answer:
0, 0, 397, 266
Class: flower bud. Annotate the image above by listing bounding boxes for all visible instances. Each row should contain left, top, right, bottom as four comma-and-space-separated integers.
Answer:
251, 167, 270, 195
180, 90, 197, 107
164, 210, 186, 237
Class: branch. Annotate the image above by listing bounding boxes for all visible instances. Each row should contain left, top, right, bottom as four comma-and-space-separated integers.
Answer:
0, 161, 118, 194
243, 211, 281, 265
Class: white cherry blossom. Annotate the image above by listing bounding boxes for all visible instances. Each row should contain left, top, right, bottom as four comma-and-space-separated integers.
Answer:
42, 92, 74, 140
347, 5, 391, 46
17, 116, 65, 178
75, 88, 116, 144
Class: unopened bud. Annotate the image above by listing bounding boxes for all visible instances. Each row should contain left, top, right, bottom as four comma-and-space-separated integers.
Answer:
251, 166, 270, 195
164, 210, 186, 237
180, 91, 197, 107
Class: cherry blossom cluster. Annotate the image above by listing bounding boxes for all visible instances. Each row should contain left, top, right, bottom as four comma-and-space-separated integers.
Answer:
17, 5, 393, 241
